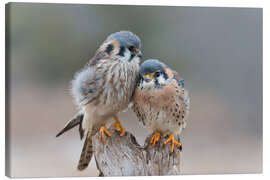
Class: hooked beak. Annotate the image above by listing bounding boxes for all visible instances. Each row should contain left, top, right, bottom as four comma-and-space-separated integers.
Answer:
143, 74, 153, 83
135, 49, 143, 58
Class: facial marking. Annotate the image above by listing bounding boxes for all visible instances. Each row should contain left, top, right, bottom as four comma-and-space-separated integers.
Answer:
116, 47, 131, 62
129, 53, 135, 61
105, 44, 114, 54
156, 74, 166, 85
140, 73, 167, 90
117, 46, 125, 57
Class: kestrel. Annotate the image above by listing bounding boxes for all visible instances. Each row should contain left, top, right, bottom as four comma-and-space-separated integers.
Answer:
56, 31, 142, 170
132, 59, 190, 152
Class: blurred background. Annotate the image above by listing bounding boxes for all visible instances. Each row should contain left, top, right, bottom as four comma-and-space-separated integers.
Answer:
6, 3, 262, 177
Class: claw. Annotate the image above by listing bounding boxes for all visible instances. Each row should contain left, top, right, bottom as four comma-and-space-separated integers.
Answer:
150, 131, 161, 147
164, 134, 182, 152
113, 116, 126, 136
99, 125, 112, 143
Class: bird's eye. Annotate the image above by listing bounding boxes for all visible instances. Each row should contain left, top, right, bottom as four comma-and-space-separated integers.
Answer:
128, 46, 135, 52
155, 72, 161, 77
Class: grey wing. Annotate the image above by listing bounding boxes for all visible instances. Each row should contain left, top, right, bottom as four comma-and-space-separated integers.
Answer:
71, 66, 100, 107
71, 45, 110, 107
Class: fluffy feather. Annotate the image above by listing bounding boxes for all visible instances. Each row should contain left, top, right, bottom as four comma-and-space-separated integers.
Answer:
71, 67, 98, 107
57, 31, 142, 171
133, 59, 190, 137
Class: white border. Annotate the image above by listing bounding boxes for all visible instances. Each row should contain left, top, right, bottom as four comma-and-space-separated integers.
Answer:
0, 0, 266, 7
1, 0, 267, 180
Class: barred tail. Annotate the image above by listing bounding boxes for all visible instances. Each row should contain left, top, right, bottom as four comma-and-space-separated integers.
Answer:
77, 131, 94, 171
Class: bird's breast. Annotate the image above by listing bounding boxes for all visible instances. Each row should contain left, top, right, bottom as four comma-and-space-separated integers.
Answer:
97, 60, 139, 111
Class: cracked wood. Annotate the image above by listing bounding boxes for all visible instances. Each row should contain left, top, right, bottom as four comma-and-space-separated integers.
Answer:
92, 127, 181, 176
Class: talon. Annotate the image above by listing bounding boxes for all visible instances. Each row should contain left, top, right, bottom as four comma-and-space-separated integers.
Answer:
99, 125, 112, 143
113, 116, 126, 136
164, 134, 182, 152
150, 131, 161, 147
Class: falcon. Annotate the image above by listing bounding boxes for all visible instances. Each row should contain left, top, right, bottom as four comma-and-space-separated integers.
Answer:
56, 31, 142, 170
132, 59, 190, 152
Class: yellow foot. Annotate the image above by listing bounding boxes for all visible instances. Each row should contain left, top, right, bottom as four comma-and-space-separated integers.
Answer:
113, 116, 126, 136
99, 125, 112, 143
164, 134, 182, 152
150, 131, 161, 147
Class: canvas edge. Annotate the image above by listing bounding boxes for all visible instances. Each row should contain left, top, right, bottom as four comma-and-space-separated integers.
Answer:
5, 2, 11, 178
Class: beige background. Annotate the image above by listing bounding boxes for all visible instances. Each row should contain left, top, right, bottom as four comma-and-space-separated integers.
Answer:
6, 3, 262, 177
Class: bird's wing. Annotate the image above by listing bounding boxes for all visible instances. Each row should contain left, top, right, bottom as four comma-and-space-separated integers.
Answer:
171, 70, 185, 88
71, 64, 101, 107
71, 45, 113, 107
163, 66, 190, 124
84, 48, 110, 68
167, 70, 190, 126
56, 112, 85, 139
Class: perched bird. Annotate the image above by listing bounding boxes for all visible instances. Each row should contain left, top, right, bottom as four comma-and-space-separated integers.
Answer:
56, 31, 142, 170
132, 59, 190, 152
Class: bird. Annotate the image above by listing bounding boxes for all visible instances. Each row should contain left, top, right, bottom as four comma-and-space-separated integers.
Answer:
56, 31, 142, 170
132, 59, 190, 152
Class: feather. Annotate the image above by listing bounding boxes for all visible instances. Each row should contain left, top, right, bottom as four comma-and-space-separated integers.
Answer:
172, 70, 184, 88
85, 44, 110, 67
56, 113, 84, 139
77, 131, 94, 171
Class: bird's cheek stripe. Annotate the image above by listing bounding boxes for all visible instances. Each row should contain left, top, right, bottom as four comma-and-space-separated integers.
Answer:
117, 46, 125, 57
129, 54, 135, 61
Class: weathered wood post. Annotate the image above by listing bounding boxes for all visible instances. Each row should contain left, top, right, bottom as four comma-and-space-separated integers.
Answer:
92, 127, 181, 176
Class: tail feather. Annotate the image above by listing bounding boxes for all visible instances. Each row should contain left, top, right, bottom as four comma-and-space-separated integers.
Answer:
56, 113, 84, 139
77, 131, 94, 171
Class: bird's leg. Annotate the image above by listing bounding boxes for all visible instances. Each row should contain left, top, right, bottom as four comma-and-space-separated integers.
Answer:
112, 116, 126, 136
99, 125, 112, 143
164, 134, 182, 152
150, 131, 161, 147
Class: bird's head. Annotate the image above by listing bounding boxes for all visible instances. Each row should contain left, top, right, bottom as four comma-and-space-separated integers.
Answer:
138, 59, 169, 90
103, 31, 142, 63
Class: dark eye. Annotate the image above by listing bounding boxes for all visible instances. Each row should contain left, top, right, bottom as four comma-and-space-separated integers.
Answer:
128, 46, 135, 52
155, 72, 161, 77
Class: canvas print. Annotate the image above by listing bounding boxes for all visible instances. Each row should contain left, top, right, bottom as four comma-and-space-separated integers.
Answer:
5, 3, 262, 177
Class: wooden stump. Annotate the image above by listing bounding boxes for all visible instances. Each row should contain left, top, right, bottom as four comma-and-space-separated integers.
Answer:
92, 127, 181, 176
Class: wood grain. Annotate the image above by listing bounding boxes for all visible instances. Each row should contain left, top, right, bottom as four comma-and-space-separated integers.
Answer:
92, 127, 181, 176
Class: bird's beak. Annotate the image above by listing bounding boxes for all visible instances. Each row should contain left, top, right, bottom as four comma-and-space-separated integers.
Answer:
135, 49, 143, 58
144, 74, 153, 82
